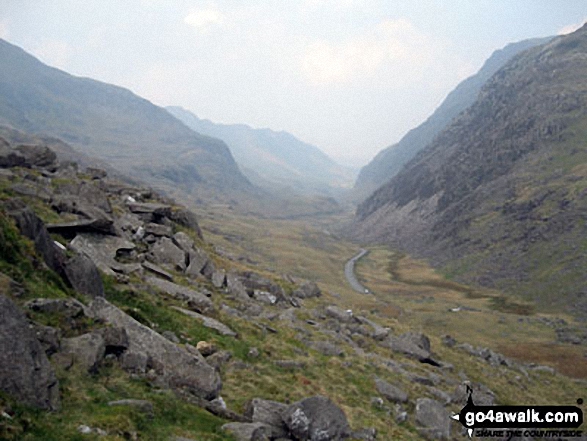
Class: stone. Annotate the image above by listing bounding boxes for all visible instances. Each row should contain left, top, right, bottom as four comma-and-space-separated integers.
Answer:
88, 298, 221, 400
415, 398, 451, 440
141, 261, 173, 281
168, 207, 203, 239
0, 294, 60, 410
325, 305, 355, 323
171, 231, 194, 253
144, 223, 172, 237
127, 202, 172, 223
244, 398, 287, 429
292, 281, 321, 299
61, 332, 106, 372
282, 396, 350, 441
185, 248, 210, 278
162, 330, 180, 343
64, 253, 105, 298
33, 324, 61, 355
441, 335, 456, 348
85, 167, 107, 179
147, 278, 214, 314
0, 138, 26, 167
6, 203, 67, 279
47, 218, 115, 236
148, 237, 186, 271
14, 143, 57, 168
196, 341, 217, 356
222, 422, 271, 441
172, 307, 237, 337
227, 272, 250, 301
356, 316, 389, 341
108, 399, 154, 417
351, 428, 377, 441
252, 290, 278, 305
451, 383, 495, 406
206, 350, 233, 370
374, 378, 408, 404
69, 233, 136, 276
120, 351, 148, 374
25, 297, 86, 318
388, 332, 434, 362
99, 326, 129, 356
212, 270, 227, 288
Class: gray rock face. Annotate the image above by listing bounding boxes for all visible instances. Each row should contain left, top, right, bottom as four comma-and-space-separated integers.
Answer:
388, 332, 433, 362
415, 398, 451, 440
168, 207, 202, 239
99, 326, 129, 356
212, 269, 227, 288
292, 281, 321, 299
227, 272, 251, 301
61, 332, 106, 372
244, 398, 288, 429
147, 277, 214, 314
222, 422, 271, 441
144, 223, 172, 237
282, 396, 350, 441
26, 297, 86, 318
0, 137, 26, 167
64, 253, 105, 298
172, 231, 195, 253
374, 378, 408, 404
6, 203, 67, 278
185, 248, 209, 278
325, 306, 355, 323
356, 316, 389, 341
88, 298, 221, 400
69, 233, 136, 276
14, 143, 57, 168
0, 294, 60, 410
171, 306, 237, 337
148, 237, 186, 271
33, 324, 61, 355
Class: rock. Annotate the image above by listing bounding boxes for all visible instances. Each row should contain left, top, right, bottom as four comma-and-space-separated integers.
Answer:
185, 248, 210, 278
248, 347, 260, 358
168, 207, 203, 239
147, 278, 214, 314
144, 223, 172, 237
252, 290, 278, 305
33, 324, 61, 355
325, 305, 355, 323
108, 399, 154, 417
206, 350, 233, 370
0, 294, 60, 410
88, 298, 221, 399
441, 335, 456, 348
0, 138, 26, 167
120, 351, 149, 374
69, 233, 136, 276
222, 422, 271, 441
172, 306, 237, 337
388, 332, 437, 364
47, 218, 115, 236
196, 341, 217, 356
356, 316, 389, 341
141, 261, 173, 281
61, 332, 106, 372
6, 203, 67, 279
292, 281, 321, 299
85, 167, 107, 179
244, 398, 287, 429
162, 330, 180, 343
227, 272, 251, 301
127, 202, 172, 223
415, 398, 451, 440
25, 297, 86, 318
99, 326, 129, 356
282, 396, 350, 441
351, 428, 377, 441
64, 253, 105, 298
172, 231, 195, 252
212, 270, 227, 288
148, 237, 186, 271
14, 144, 57, 168
374, 378, 408, 404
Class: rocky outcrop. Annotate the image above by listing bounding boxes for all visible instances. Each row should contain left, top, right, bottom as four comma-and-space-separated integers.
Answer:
415, 398, 451, 440
282, 396, 350, 440
171, 306, 237, 337
147, 277, 214, 314
0, 294, 60, 411
88, 298, 221, 400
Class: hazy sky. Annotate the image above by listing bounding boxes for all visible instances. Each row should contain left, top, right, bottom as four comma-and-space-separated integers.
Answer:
0, 1, 585, 167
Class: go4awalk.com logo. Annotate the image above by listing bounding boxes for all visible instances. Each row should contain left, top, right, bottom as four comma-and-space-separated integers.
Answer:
451, 386, 584, 438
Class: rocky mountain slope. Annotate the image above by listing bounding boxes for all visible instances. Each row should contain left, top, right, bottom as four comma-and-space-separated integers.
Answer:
167, 106, 355, 198
352, 25, 587, 318
1, 131, 582, 440
0, 39, 252, 202
353, 37, 551, 201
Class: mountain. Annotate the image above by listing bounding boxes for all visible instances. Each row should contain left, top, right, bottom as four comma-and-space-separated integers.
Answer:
352, 25, 587, 318
353, 37, 552, 201
167, 106, 355, 197
0, 39, 252, 202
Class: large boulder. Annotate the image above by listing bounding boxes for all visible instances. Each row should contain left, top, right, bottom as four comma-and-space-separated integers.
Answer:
148, 237, 186, 271
222, 422, 271, 441
64, 253, 105, 298
292, 282, 321, 299
282, 396, 350, 440
388, 332, 434, 362
147, 277, 214, 314
14, 144, 57, 168
0, 138, 26, 167
171, 307, 237, 337
88, 298, 221, 400
61, 332, 106, 372
374, 377, 408, 404
168, 207, 203, 239
0, 294, 60, 410
69, 233, 136, 276
415, 398, 451, 440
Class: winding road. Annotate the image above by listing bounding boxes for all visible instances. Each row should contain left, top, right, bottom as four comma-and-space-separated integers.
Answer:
344, 248, 370, 293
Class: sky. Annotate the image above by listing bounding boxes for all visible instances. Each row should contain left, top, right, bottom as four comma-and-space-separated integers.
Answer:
0, 1, 585, 168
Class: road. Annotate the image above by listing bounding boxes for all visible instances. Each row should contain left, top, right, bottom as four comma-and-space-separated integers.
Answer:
344, 248, 370, 293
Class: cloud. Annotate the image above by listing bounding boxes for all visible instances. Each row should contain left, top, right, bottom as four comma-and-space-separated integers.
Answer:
300, 18, 466, 87
558, 19, 586, 35
0, 20, 9, 39
184, 7, 225, 33
34, 39, 73, 69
